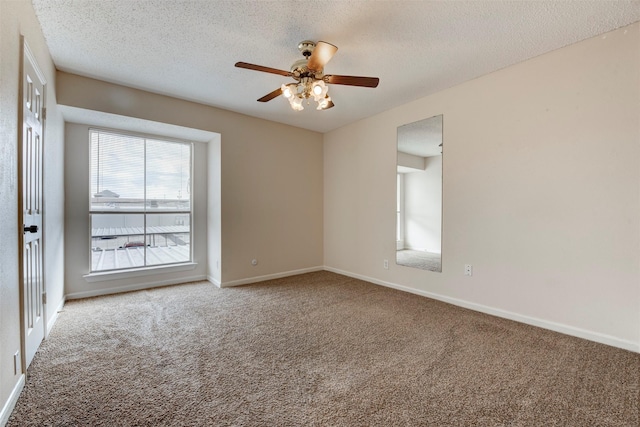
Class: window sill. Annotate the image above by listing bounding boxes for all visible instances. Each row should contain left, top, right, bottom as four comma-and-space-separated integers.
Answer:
83, 262, 197, 283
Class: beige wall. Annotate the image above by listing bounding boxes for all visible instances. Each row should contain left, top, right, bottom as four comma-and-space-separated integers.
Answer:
0, 0, 65, 422
57, 72, 324, 292
324, 23, 640, 351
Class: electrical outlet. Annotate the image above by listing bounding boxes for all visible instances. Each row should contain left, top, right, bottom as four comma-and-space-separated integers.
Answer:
464, 264, 473, 276
383, 259, 389, 269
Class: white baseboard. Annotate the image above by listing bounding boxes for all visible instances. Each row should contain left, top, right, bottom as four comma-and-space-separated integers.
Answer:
324, 266, 640, 353
207, 275, 221, 288
221, 266, 324, 287
66, 274, 207, 300
46, 297, 66, 337
60, 264, 638, 353
0, 374, 24, 427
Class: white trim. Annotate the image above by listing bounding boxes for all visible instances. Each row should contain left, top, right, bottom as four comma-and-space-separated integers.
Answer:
220, 266, 324, 288
46, 297, 66, 337
59, 106, 220, 143
323, 266, 640, 353
207, 275, 221, 288
83, 262, 197, 283
67, 274, 207, 300
23, 41, 46, 85
0, 374, 25, 427
63, 262, 639, 352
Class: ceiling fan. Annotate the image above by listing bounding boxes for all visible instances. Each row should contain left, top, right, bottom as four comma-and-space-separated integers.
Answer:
235, 40, 379, 111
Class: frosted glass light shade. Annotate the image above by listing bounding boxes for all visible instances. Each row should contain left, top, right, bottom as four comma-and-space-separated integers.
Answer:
311, 80, 328, 102
281, 83, 294, 99
290, 96, 304, 111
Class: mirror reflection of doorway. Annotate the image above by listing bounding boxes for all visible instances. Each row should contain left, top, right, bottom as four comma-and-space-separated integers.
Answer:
396, 115, 442, 272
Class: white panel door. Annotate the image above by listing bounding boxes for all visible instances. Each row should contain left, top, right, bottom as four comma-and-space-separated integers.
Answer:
20, 41, 46, 369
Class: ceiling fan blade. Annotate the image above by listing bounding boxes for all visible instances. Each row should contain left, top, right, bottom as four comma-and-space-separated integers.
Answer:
235, 62, 292, 77
326, 74, 379, 88
257, 87, 283, 102
307, 41, 338, 72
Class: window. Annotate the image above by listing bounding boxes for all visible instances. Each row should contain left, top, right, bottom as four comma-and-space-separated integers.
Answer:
89, 129, 192, 272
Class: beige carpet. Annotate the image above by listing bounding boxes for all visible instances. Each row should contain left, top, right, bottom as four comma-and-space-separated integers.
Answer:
8, 271, 639, 426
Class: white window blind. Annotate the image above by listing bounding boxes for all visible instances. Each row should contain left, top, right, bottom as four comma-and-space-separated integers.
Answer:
89, 130, 193, 272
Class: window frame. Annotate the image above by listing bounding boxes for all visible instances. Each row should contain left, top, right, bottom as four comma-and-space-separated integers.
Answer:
88, 128, 194, 274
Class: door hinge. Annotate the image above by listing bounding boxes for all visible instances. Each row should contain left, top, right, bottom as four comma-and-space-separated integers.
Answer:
42, 292, 47, 305
42, 107, 47, 120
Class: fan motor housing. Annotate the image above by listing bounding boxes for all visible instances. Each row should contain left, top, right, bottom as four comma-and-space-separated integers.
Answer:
297, 40, 316, 57
292, 40, 326, 80
290, 58, 308, 75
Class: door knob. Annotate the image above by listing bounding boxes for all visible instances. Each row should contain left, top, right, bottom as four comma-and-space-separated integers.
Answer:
24, 225, 38, 233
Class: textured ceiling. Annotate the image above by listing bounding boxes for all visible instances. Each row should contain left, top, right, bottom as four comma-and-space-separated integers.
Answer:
32, 1, 640, 133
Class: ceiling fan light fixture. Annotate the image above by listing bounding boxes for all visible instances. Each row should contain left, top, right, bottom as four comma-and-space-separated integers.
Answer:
311, 80, 328, 101
317, 95, 332, 110
281, 83, 294, 99
290, 96, 304, 111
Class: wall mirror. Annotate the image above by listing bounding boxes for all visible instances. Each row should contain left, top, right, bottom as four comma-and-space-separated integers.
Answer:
396, 114, 442, 272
